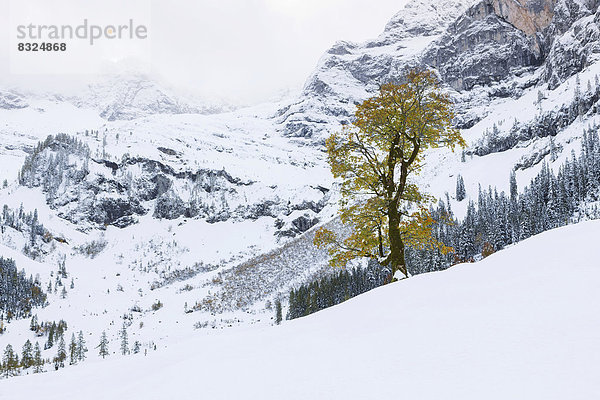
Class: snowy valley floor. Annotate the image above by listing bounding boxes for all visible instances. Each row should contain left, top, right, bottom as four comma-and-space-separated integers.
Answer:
1, 221, 599, 400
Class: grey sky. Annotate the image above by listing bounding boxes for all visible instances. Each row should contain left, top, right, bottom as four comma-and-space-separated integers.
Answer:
1, 0, 409, 104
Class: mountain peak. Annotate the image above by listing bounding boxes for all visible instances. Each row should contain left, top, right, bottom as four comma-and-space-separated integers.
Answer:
379, 0, 480, 43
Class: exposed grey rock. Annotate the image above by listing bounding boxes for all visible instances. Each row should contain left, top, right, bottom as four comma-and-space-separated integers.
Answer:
88, 198, 146, 226
291, 199, 327, 214
154, 190, 186, 220
422, 1, 547, 91
157, 147, 178, 156
276, 0, 478, 139
275, 210, 320, 238
237, 200, 282, 220
113, 216, 139, 229
292, 214, 319, 233
20, 134, 329, 229
542, 2, 600, 88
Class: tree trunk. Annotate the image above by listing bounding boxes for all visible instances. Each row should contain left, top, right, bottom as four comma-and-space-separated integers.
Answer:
386, 203, 408, 279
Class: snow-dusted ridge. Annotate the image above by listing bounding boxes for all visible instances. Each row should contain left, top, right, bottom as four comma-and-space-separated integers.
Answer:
0, 72, 236, 122
1, 221, 599, 400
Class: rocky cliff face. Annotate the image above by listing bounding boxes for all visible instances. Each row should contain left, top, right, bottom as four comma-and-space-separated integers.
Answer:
542, 1, 600, 88
276, 0, 478, 139
492, 0, 555, 37
19, 134, 328, 234
423, 0, 558, 91
279, 0, 600, 147
427, 0, 600, 91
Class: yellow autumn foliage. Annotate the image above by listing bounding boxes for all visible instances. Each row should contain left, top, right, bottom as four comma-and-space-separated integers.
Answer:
314, 69, 465, 278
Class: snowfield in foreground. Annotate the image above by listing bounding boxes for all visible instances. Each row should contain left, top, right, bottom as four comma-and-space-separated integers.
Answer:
2, 221, 599, 400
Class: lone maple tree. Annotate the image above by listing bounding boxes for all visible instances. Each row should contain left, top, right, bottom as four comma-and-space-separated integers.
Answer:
314, 69, 465, 279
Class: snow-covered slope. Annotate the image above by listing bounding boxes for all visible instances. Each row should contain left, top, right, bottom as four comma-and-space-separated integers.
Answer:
2, 221, 599, 400
0, 99, 334, 337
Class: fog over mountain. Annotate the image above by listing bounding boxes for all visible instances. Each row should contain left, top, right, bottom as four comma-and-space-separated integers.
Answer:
0, 0, 410, 104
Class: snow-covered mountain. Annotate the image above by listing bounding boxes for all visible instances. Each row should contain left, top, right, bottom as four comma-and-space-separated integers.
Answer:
277, 0, 479, 138
0, 90, 28, 110
275, 0, 600, 212
1, 73, 235, 121
279, 0, 600, 142
1, 0, 600, 394
69, 74, 236, 121
2, 221, 599, 399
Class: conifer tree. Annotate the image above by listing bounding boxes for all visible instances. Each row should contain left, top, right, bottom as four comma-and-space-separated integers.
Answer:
29, 209, 38, 246
77, 330, 87, 361
30, 315, 38, 332
456, 175, 466, 201
55, 335, 66, 368
3, 344, 18, 377
33, 342, 44, 373
510, 171, 518, 202
98, 331, 109, 359
21, 339, 33, 369
46, 323, 55, 349
58, 256, 67, 278
69, 333, 77, 365
120, 323, 129, 355
275, 299, 282, 325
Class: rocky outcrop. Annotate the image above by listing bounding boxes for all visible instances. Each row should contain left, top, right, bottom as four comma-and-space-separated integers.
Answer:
276, 0, 476, 139
87, 198, 146, 226
375, 0, 481, 44
275, 211, 320, 238
20, 134, 329, 230
488, 0, 555, 39
542, 2, 600, 88
422, 0, 562, 91
423, 7, 540, 90
154, 190, 186, 220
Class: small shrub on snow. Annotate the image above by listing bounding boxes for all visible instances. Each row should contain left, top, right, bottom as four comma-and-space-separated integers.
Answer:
151, 300, 163, 311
